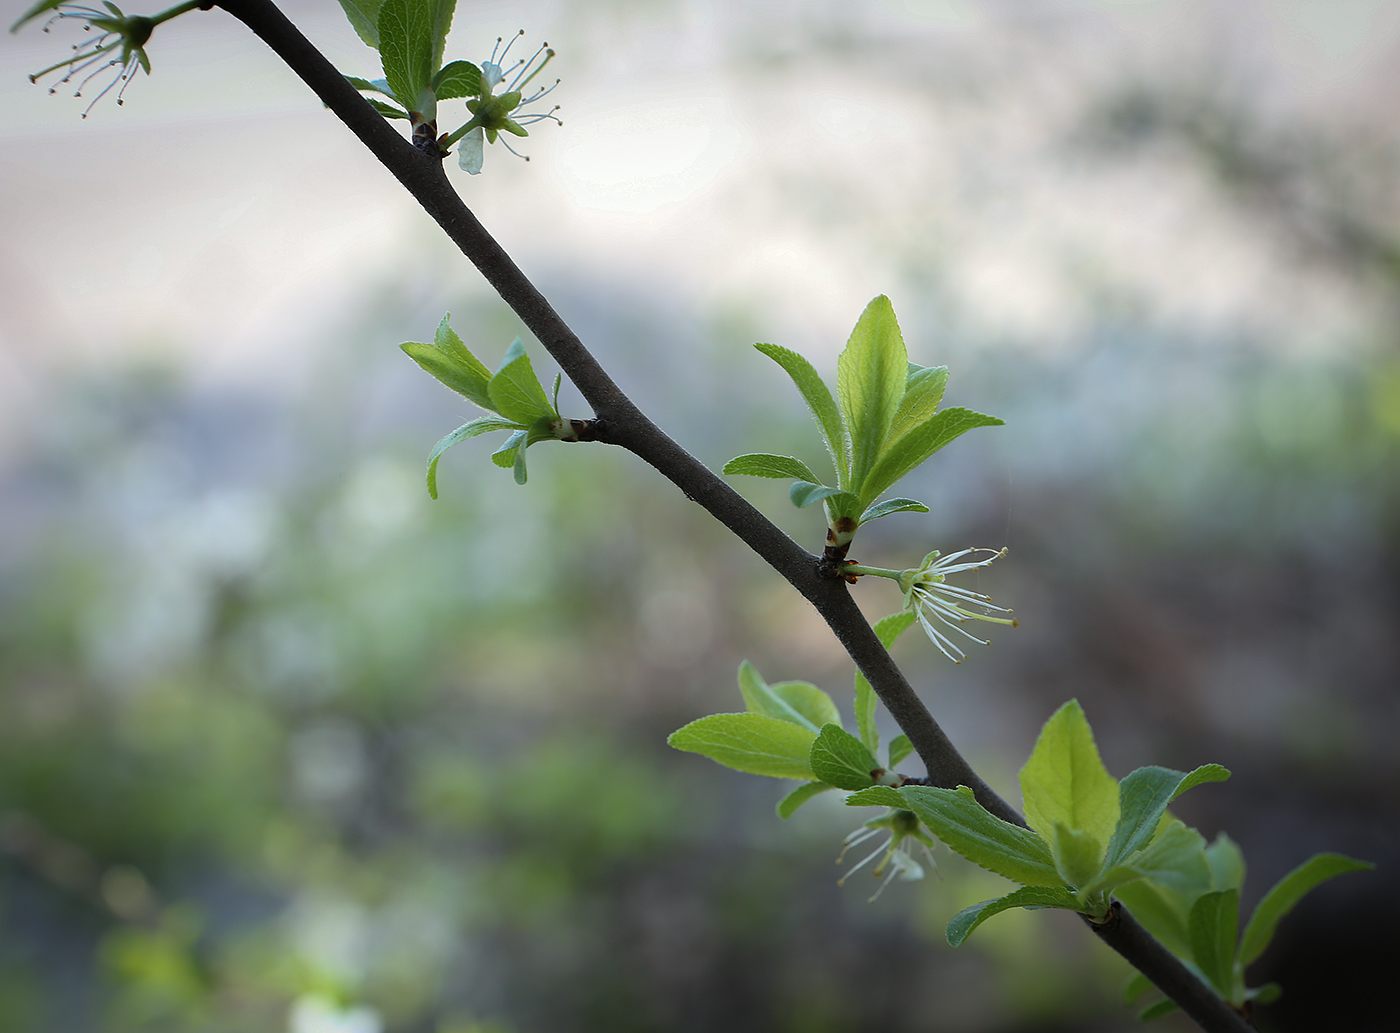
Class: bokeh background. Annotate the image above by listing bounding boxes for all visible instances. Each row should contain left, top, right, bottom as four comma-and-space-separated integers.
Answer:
2, 1, 1397, 1030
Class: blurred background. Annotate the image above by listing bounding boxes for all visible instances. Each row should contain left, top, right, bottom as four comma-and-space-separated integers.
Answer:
1, 0, 1397, 1030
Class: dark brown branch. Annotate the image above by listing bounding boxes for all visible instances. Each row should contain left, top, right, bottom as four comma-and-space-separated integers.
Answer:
212, 4, 1255, 1030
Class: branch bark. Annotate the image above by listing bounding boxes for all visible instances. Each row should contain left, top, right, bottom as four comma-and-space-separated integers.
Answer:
213, 3, 1255, 1030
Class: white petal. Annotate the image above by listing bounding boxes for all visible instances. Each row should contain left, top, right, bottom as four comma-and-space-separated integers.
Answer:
458, 127, 484, 174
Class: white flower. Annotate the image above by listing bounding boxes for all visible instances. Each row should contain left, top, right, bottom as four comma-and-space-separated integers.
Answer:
837, 809, 937, 903
899, 547, 1016, 663
454, 32, 562, 174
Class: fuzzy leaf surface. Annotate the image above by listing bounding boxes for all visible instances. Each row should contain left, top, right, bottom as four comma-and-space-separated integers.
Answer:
723, 453, 818, 482
488, 339, 555, 425
425, 416, 521, 498
668, 713, 816, 781
809, 725, 881, 790
887, 363, 949, 443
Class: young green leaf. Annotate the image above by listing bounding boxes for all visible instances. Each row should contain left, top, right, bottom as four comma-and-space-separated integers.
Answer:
857, 497, 930, 524
886, 363, 949, 444
487, 339, 555, 425
433, 59, 481, 99
337, 0, 385, 48
1238, 853, 1373, 966
886, 734, 914, 768
1113, 879, 1192, 958
859, 407, 1003, 507
723, 453, 819, 482
1095, 819, 1211, 897
777, 781, 834, 819
838, 296, 907, 492
667, 713, 817, 781
367, 99, 412, 120
1139, 999, 1182, 1022
1205, 833, 1246, 894
945, 885, 1082, 946
1019, 700, 1120, 857
754, 342, 848, 484
1053, 823, 1107, 890
736, 661, 840, 733
1104, 763, 1230, 869
491, 428, 527, 468
853, 611, 917, 754
425, 415, 521, 498
850, 785, 1062, 887
809, 724, 881, 790
1188, 889, 1240, 999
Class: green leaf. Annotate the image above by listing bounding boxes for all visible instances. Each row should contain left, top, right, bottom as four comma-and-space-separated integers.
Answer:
12, 0, 67, 33
736, 661, 840, 733
367, 99, 412, 120
723, 453, 819, 482
946, 885, 1082, 946
859, 407, 1004, 506
887, 363, 949, 444
1188, 889, 1239, 998
401, 324, 496, 409
346, 75, 390, 93
809, 724, 881, 790
667, 713, 817, 781
378, 0, 455, 110
487, 339, 555, 425
838, 296, 908, 492
1139, 999, 1181, 1022
1113, 879, 1192, 958
858, 497, 930, 524
1096, 819, 1210, 897
491, 428, 527, 468
776, 781, 833, 819
1105, 763, 1230, 869
1054, 823, 1107, 889
434, 316, 494, 406
1238, 853, 1373, 966
336, 0, 384, 48
853, 611, 917, 755
425, 416, 522, 498
1019, 700, 1120, 861
1247, 984, 1281, 1005
754, 342, 848, 485
1123, 971, 1154, 1005
788, 482, 856, 511
887, 734, 914, 768
850, 784, 1061, 887
1205, 833, 1246, 893
433, 59, 481, 100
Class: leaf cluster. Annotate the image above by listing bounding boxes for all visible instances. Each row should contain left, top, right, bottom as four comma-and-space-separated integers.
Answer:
401, 316, 575, 494
667, 613, 918, 817
724, 296, 1002, 549
844, 701, 1370, 1017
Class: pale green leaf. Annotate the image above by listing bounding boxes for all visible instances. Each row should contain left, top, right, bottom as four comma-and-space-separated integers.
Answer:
1095, 819, 1210, 897
887, 734, 914, 768
667, 713, 816, 781
838, 295, 907, 491
1113, 879, 1192, 958
1238, 853, 1373, 966
425, 416, 522, 498
736, 661, 839, 733
777, 781, 833, 819
754, 342, 848, 484
1205, 833, 1246, 893
491, 428, 526, 468
1053, 822, 1107, 889
859, 407, 1003, 506
1019, 700, 1120, 857
1188, 889, 1239, 998
946, 885, 1082, 946
858, 497, 930, 524
809, 724, 881, 790
723, 453, 819, 482
887, 363, 949, 444
487, 339, 555, 425
336, 0, 383, 48
849, 785, 1061, 887
401, 323, 494, 409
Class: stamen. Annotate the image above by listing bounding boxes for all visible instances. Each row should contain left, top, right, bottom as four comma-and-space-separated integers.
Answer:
73, 56, 120, 95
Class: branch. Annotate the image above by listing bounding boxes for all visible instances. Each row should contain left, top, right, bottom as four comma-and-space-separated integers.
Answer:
212, 4, 1255, 1030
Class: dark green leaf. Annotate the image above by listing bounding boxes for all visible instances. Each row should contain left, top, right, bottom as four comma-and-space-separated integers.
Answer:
668, 713, 817, 781
425, 416, 521, 498
368, 99, 412, 119
946, 885, 1082, 946
1238, 853, 1373, 966
838, 296, 907, 492
787, 482, 856, 512
776, 781, 833, 819
1105, 763, 1230, 869
1188, 889, 1239, 998
1139, 999, 1181, 1022
723, 453, 819, 481
850, 785, 1061, 886
887, 734, 914, 768
1247, 984, 1281, 1005
754, 342, 848, 484
809, 724, 880, 790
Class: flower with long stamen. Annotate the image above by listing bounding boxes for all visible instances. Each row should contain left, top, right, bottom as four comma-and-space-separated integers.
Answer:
837, 809, 937, 903
443, 31, 562, 175
15, 1, 200, 119
897, 547, 1017, 663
